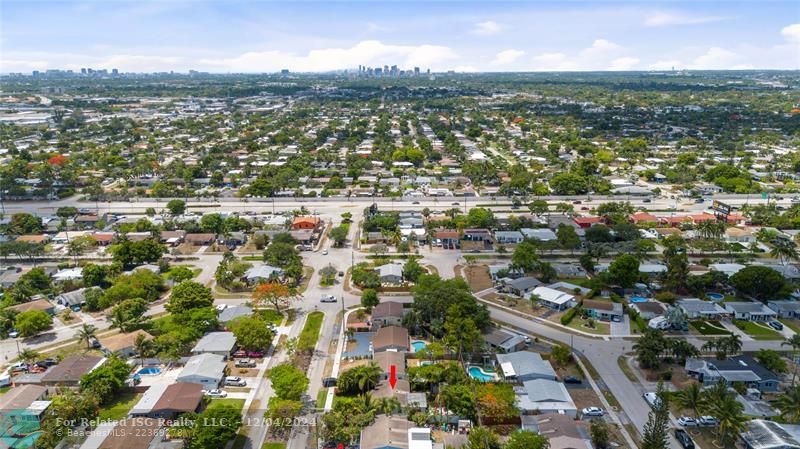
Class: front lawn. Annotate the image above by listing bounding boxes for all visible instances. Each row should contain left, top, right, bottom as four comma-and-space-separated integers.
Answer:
690, 320, 731, 336
207, 398, 246, 411
734, 321, 782, 340
262, 443, 287, 449
565, 317, 609, 335
258, 309, 284, 326
781, 319, 800, 334
98, 391, 142, 421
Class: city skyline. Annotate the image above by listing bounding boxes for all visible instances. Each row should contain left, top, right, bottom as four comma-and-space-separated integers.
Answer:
1, 1, 799, 73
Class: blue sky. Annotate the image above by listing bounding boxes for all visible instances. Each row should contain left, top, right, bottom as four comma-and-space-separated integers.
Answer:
1, 1, 798, 73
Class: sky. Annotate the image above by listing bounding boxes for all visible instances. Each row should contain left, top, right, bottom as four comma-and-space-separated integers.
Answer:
1, 1, 799, 73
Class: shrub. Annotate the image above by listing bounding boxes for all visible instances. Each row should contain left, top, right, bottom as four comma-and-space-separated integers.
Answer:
561, 307, 578, 325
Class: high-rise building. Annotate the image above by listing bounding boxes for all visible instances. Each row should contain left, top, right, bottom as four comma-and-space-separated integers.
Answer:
414, 67, 420, 76
81, 68, 87, 75
111, 68, 119, 75
383, 65, 389, 75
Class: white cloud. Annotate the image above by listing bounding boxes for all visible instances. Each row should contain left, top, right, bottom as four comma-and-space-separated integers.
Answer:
491, 49, 525, 65
531, 52, 579, 71
609, 57, 640, 70
473, 20, 502, 36
644, 11, 729, 27
782, 23, 800, 43
690, 47, 739, 69
200, 40, 458, 72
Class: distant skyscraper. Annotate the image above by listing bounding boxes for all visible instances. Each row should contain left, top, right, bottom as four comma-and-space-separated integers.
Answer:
281, 69, 289, 75
81, 68, 87, 75
383, 65, 388, 75
112, 68, 119, 75
414, 67, 420, 76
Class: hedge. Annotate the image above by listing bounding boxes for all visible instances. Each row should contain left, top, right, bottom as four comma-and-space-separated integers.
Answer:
561, 307, 578, 325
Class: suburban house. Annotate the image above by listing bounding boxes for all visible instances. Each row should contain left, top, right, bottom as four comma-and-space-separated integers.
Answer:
129, 382, 204, 420
768, 301, 800, 319
78, 417, 177, 449
582, 299, 624, 322
494, 230, 524, 245
484, 328, 527, 353
6, 298, 55, 315
520, 228, 557, 241
725, 227, 756, 244
724, 302, 778, 322
375, 263, 404, 284
184, 233, 216, 246
0, 384, 50, 422
191, 331, 237, 358
359, 415, 432, 449
630, 301, 666, 320
573, 216, 603, 229
244, 264, 284, 283
515, 378, 577, 417
371, 301, 405, 330
685, 355, 779, 392
532, 286, 576, 311
501, 277, 542, 297
372, 326, 410, 353
176, 353, 226, 387
529, 413, 593, 449
677, 298, 730, 320
291, 216, 322, 231
434, 230, 460, 249
739, 420, 800, 449
496, 351, 557, 382
373, 351, 407, 381
54, 288, 87, 308
98, 329, 153, 358
41, 354, 105, 386
630, 212, 658, 225
218, 305, 253, 325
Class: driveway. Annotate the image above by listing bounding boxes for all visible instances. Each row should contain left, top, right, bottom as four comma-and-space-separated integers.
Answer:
610, 316, 631, 336
719, 320, 754, 341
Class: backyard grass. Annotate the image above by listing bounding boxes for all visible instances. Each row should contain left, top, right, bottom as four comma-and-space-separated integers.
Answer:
560, 277, 593, 288
98, 391, 142, 421
734, 321, 782, 340
565, 318, 609, 335
262, 443, 287, 449
781, 319, 800, 334
690, 320, 731, 336
257, 309, 284, 326
207, 398, 246, 411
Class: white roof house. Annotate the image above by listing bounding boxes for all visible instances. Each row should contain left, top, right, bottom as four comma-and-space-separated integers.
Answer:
532, 286, 576, 311
191, 332, 237, 357
244, 264, 284, 282
53, 267, 83, 282
128, 384, 168, 416
176, 353, 226, 387
515, 379, 577, 417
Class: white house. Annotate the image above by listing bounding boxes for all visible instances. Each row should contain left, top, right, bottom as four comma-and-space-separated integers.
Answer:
532, 286, 576, 311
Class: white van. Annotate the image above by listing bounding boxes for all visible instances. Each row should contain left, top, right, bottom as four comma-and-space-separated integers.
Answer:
648, 316, 671, 330
0, 373, 11, 387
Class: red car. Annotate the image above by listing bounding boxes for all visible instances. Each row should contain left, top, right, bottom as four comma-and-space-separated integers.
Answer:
246, 351, 264, 358
232, 350, 248, 358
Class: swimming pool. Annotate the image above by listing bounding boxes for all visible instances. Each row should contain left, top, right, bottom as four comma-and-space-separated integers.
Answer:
468, 366, 497, 382
411, 341, 427, 352
629, 296, 648, 303
707, 293, 724, 301
137, 367, 161, 376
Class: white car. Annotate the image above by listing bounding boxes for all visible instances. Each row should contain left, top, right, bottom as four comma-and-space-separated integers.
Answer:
204, 389, 228, 398
582, 407, 604, 417
698, 416, 718, 426
320, 295, 337, 303
643, 392, 662, 408
677, 416, 698, 427
215, 304, 228, 312
224, 376, 247, 387
322, 249, 328, 255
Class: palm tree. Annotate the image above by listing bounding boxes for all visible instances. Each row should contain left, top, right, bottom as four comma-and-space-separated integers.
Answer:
783, 335, 800, 386
354, 393, 378, 416
776, 386, 800, 423
355, 363, 382, 392
771, 240, 799, 266
18, 348, 40, 365
76, 324, 97, 349
708, 393, 746, 446
675, 382, 704, 418
723, 334, 743, 357
134, 333, 153, 367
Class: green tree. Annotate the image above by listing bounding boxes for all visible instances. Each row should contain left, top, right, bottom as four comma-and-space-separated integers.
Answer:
166, 199, 186, 215
189, 405, 242, 449
675, 382, 704, 418
109, 238, 166, 268
329, 226, 348, 247
609, 254, 640, 288
466, 426, 501, 449
556, 224, 580, 253
76, 323, 98, 349
443, 305, 483, 359
730, 265, 787, 300
505, 430, 549, 449
268, 362, 309, 401
337, 363, 382, 395
15, 310, 52, 337
110, 297, 148, 332
549, 344, 572, 366
511, 240, 539, 273
200, 213, 225, 234
166, 281, 214, 313
360, 288, 379, 311
590, 418, 610, 449
776, 386, 800, 423
528, 200, 549, 217
79, 356, 131, 402
403, 257, 424, 282
783, 335, 800, 386
756, 348, 788, 374
229, 315, 275, 351
641, 382, 670, 449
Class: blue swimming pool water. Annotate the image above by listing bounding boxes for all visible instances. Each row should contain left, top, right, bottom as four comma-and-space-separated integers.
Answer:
411, 341, 427, 352
468, 366, 496, 382
137, 367, 161, 375
707, 293, 724, 301
629, 296, 648, 303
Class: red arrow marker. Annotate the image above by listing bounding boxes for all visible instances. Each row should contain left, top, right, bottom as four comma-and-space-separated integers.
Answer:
389, 365, 397, 389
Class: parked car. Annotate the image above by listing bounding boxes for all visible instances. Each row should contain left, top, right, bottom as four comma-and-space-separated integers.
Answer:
225, 376, 247, 387
8, 330, 19, 339
451, 202, 460, 206
572, 200, 582, 204
89, 337, 101, 349
677, 416, 698, 427
674, 429, 695, 449
320, 295, 337, 303
643, 198, 652, 203
769, 320, 784, 331
322, 377, 337, 388
10, 362, 28, 373
216, 304, 228, 312
235, 359, 256, 368
563, 376, 583, 384
204, 389, 228, 398
322, 249, 328, 255
232, 350, 248, 358
694, 198, 705, 203
35, 358, 58, 368
644, 392, 662, 408
698, 416, 719, 426
246, 350, 264, 358
412, 201, 420, 205
582, 407, 604, 417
